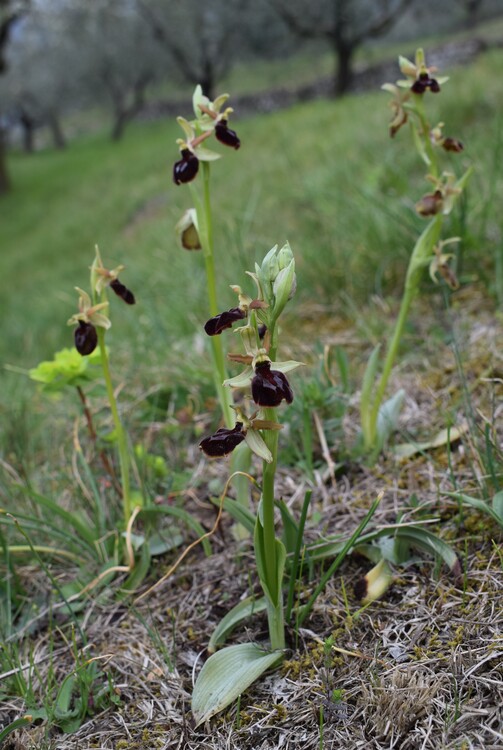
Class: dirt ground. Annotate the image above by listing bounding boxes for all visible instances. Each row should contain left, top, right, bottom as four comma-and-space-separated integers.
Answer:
2, 289, 502, 750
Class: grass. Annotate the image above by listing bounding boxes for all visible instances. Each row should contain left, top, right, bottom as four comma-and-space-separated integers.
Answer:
2, 48, 502, 393
0, 39, 502, 749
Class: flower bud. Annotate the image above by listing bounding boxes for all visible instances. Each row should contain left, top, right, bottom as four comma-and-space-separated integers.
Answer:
176, 208, 201, 250
173, 149, 199, 185
277, 241, 294, 271
74, 321, 98, 356
260, 245, 280, 284
273, 261, 297, 305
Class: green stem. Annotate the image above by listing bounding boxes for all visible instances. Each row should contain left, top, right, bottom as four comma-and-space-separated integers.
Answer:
260, 407, 285, 650
199, 161, 234, 428
97, 328, 131, 526
365, 216, 443, 449
413, 94, 438, 177
363, 92, 442, 453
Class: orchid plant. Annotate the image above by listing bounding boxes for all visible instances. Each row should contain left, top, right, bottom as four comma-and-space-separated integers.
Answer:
172, 86, 254, 515
67, 247, 136, 528
360, 49, 472, 457
191, 242, 302, 723
172, 86, 240, 429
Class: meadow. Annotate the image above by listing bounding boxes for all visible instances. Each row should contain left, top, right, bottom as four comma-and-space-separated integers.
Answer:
0, 40, 502, 750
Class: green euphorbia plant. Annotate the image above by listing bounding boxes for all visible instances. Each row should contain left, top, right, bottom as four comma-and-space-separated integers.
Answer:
360, 49, 472, 458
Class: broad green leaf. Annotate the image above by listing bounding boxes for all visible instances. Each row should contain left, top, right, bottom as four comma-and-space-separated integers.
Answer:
147, 531, 184, 556
192, 643, 282, 725
396, 527, 460, 577
445, 492, 503, 529
208, 596, 267, 653
352, 542, 383, 564
393, 422, 468, 459
376, 389, 405, 451
493, 491, 503, 523
138, 506, 211, 556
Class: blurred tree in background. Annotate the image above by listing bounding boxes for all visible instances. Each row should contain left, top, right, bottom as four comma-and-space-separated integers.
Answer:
267, 0, 414, 95
0, 0, 30, 193
1, 0, 503, 194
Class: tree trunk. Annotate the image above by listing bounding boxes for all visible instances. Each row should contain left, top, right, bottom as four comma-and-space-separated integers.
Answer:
19, 112, 36, 153
464, 0, 481, 28
199, 61, 215, 101
48, 114, 66, 149
0, 128, 10, 195
111, 110, 127, 142
334, 42, 355, 96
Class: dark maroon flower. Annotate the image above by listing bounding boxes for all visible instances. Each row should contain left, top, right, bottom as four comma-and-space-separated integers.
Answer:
416, 189, 444, 217
75, 321, 98, 356
199, 422, 246, 457
173, 149, 199, 185
204, 307, 246, 336
251, 362, 293, 408
110, 278, 136, 305
442, 137, 464, 153
215, 121, 240, 150
411, 72, 440, 94
258, 324, 267, 340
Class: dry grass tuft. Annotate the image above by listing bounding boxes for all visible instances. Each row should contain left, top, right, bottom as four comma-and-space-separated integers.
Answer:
2, 290, 502, 750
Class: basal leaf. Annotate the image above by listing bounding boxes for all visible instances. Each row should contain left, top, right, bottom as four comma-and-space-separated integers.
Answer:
208, 596, 267, 653
192, 643, 282, 725
376, 389, 405, 451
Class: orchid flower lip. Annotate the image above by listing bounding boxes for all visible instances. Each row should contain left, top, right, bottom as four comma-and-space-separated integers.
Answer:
173, 149, 199, 185
110, 278, 136, 305
204, 307, 247, 336
199, 422, 246, 458
251, 361, 294, 408
74, 320, 98, 356
215, 120, 241, 150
